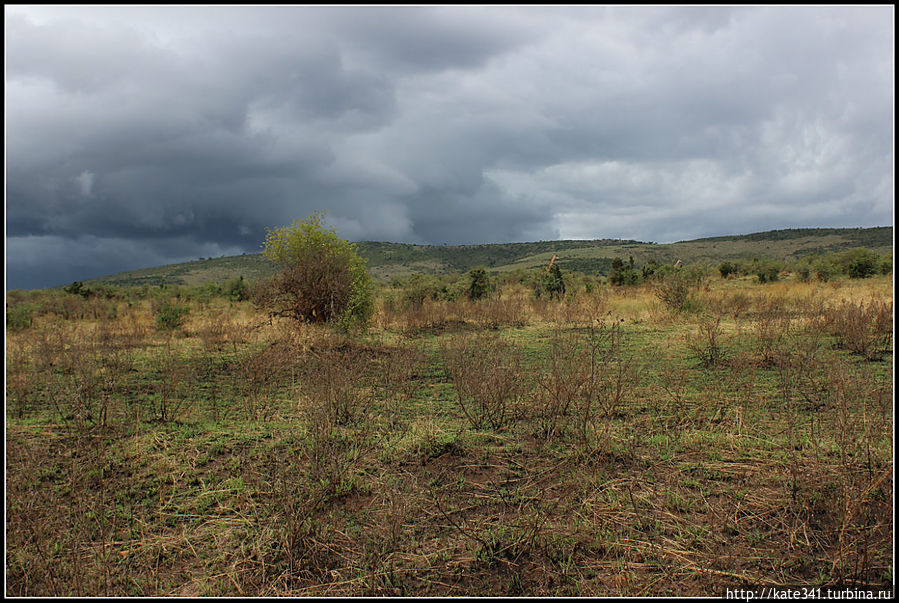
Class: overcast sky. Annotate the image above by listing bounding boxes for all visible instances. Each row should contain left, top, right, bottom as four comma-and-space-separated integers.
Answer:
5, 5, 894, 289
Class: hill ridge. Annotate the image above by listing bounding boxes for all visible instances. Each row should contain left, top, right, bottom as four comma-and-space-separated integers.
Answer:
80, 226, 892, 288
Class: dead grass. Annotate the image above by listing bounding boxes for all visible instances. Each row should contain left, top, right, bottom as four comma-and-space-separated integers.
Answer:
5, 274, 893, 596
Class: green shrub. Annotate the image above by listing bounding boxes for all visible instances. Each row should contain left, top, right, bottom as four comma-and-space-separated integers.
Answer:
223, 276, 250, 302
400, 274, 448, 307
846, 249, 880, 279
755, 261, 781, 283
6, 304, 33, 330
718, 261, 738, 279
155, 301, 189, 332
814, 259, 838, 282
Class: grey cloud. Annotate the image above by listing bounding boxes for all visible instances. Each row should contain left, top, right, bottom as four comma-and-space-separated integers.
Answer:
316, 6, 538, 74
5, 6, 893, 289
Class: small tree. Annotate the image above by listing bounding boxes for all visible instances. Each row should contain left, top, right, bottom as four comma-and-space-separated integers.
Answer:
718, 261, 738, 279
609, 257, 641, 286
544, 263, 566, 300
260, 211, 373, 330
468, 267, 490, 301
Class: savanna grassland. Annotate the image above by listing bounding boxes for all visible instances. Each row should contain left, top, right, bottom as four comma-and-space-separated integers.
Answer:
5, 268, 894, 596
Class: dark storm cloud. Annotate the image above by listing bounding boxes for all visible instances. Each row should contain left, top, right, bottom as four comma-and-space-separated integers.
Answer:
323, 6, 534, 73
5, 6, 893, 289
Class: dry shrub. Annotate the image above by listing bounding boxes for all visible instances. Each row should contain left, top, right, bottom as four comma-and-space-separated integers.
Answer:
120, 306, 151, 348
428, 462, 564, 580
526, 319, 638, 448
573, 320, 640, 452
238, 340, 300, 421
687, 315, 726, 368
819, 363, 892, 583
6, 427, 127, 596
480, 296, 528, 329
751, 297, 793, 366
705, 291, 752, 320
395, 299, 458, 334
653, 273, 695, 312
196, 313, 235, 353
301, 348, 371, 426
376, 345, 425, 427
822, 299, 893, 361
531, 328, 593, 441
536, 296, 599, 327
442, 332, 525, 430
767, 333, 893, 584
254, 439, 360, 591
260, 369, 382, 588
34, 323, 71, 373
84, 296, 119, 321
53, 295, 87, 321
769, 333, 826, 504
150, 343, 191, 422
793, 292, 827, 323
562, 292, 610, 326
35, 330, 113, 429
7, 338, 33, 418
656, 361, 691, 429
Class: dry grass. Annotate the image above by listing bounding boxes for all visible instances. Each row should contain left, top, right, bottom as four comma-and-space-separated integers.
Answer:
5, 274, 893, 596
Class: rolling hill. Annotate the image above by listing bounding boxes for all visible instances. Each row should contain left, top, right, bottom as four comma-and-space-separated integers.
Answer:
82, 226, 892, 288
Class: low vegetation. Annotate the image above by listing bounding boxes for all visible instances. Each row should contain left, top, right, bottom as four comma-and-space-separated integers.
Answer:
5, 237, 894, 596
80, 227, 892, 288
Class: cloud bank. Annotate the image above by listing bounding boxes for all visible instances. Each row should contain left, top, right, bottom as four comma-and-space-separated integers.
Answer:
6, 6, 893, 288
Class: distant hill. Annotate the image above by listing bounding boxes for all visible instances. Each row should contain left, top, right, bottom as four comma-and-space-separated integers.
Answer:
82, 226, 893, 288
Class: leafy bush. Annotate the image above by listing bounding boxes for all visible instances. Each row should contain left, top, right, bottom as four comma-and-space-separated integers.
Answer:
718, 261, 739, 279
845, 249, 880, 279
400, 274, 452, 307
609, 267, 641, 285
259, 211, 373, 331
155, 301, 189, 332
